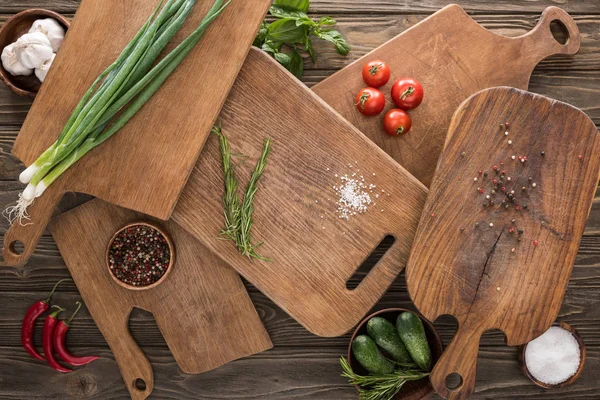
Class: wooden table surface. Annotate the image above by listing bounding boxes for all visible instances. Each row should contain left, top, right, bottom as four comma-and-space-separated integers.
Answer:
1, 1, 599, 399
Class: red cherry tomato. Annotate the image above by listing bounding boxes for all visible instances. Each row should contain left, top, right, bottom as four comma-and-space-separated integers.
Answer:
361, 60, 391, 88
391, 78, 424, 110
383, 109, 412, 136
355, 87, 385, 116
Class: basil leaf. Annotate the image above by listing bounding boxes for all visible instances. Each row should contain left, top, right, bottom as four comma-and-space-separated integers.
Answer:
315, 29, 350, 55
274, 51, 292, 68
268, 18, 307, 44
261, 41, 282, 54
295, 16, 315, 27
270, 5, 308, 19
274, 0, 309, 12
318, 16, 336, 26
288, 47, 304, 79
253, 21, 269, 47
303, 36, 316, 63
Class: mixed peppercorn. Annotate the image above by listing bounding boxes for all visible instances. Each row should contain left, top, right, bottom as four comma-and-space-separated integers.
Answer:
107, 224, 171, 287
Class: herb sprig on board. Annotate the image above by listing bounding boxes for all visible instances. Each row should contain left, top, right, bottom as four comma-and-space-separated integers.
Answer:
213, 126, 272, 261
254, 0, 349, 78
340, 357, 430, 400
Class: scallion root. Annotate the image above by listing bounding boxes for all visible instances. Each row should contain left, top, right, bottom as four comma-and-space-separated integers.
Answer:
2, 191, 35, 226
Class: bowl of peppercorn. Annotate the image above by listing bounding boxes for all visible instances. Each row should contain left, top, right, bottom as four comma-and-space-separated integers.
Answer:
106, 222, 175, 290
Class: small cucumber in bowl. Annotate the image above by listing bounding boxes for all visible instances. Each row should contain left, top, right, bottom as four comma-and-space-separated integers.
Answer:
396, 311, 432, 371
367, 317, 412, 364
351, 335, 395, 375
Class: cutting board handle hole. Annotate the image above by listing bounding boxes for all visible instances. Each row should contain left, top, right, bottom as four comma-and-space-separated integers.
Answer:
445, 373, 463, 391
7, 240, 24, 256
346, 235, 395, 290
134, 378, 146, 391
550, 20, 569, 45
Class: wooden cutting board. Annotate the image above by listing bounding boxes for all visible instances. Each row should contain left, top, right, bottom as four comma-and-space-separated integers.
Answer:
2, 0, 271, 265
405, 87, 600, 399
171, 48, 428, 338
313, 5, 580, 188
48, 199, 272, 400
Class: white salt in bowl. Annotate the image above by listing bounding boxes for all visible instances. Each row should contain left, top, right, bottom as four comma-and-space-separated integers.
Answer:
518, 321, 586, 389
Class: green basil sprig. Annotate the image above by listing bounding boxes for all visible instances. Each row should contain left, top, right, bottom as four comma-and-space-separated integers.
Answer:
254, 0, 349, 79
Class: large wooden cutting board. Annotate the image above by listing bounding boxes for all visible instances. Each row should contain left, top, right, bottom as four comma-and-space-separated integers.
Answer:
313, 5, 580, 188
171, 48, 428, 338
49, 199, 272, 400
2, 0, 271, 265
406, 87, 600, 399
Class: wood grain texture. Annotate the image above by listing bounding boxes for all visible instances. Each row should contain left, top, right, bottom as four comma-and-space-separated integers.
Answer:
1, 0, 271, 266
3, 1, 600, 399
48, 199, 272, 400
172, 48, 427, 337
313, 5, 580, 188
406, 87, 600, 399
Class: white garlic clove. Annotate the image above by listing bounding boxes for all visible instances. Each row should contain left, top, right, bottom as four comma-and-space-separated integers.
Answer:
29, 18, 65, 52
1, 43, 33, 76
13, 32, 54, 69
35, 53, 55, 83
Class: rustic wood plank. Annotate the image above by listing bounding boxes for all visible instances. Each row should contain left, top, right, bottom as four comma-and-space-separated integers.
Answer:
2, 0, 600, 15
0, 345, 597, 399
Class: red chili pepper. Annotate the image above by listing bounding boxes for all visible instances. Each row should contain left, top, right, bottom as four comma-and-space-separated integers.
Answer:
21, 279, 69, 361
53, 302, 99, 366
42, 306, 71, 373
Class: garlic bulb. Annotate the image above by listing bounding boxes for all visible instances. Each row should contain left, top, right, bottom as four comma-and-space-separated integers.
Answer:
13, 32, 54, 69
1, 43, 33, 76
35, 53, 55, 82
29, 18, 65, 52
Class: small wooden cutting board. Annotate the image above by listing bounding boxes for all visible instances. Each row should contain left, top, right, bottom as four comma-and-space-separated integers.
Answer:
3, 0, 272, 265
172, 48, 428, 337
49, 199, 272, 400
406, 87, 600, 399
313, 5, 580, 188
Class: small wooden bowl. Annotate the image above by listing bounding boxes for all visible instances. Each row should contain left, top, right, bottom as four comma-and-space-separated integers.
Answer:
518, 321, 586, 389
347, 308, 444, 400
106, 222, 175, 291
0, 9, 70, 98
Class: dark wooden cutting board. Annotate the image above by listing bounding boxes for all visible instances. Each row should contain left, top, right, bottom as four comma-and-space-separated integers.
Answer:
313, 5, 580, 188
171, 48, 428, 337
406, 87, 600, 399
49, 199, 272, 400
2, 0, 272, 265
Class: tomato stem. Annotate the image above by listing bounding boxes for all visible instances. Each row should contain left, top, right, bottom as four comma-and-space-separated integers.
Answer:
368, 63, 383, 76
397, 126, 405, 135
356, 92, 370, 109
400, 86, 415, 100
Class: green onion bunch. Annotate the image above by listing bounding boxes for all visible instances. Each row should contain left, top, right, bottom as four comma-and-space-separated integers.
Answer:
4, 0, 229, 225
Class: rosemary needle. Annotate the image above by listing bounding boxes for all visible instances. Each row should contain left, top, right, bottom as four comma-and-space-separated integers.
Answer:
213, 126, 272, 261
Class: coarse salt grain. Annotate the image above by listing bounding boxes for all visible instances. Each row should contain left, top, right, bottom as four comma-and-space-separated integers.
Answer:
524, 326, 581, 385
333, 171, 380, 220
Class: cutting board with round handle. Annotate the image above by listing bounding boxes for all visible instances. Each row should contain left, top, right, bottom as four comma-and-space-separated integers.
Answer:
48, 199, 272, 400
2, 0, 272, 266
171, 48, 428, 338
405, 87, 600, 399
313, 5, 580, 188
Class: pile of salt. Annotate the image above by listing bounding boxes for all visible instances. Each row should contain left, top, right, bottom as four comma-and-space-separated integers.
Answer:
524, 326, 581, 385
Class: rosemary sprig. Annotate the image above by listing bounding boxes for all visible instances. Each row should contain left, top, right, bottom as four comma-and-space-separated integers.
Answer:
340, 357, 430, 400
213, 126, 272, 261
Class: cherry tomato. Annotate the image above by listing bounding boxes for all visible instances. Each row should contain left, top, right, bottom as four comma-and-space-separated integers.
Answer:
355, 87, 385, 116
362, 60, 391, 88
383, 109, 412, 136
391, 78, 424, 110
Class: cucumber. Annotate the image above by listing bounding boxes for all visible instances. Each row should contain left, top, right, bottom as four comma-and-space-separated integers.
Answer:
396, 311, 432, 371
351, 335, 395, 375
366, 317, 412, 364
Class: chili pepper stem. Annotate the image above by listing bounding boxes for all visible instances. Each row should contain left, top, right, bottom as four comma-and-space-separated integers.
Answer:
44, 279, 70, 303
66, 302, 82, 326
50, 305, 66, 315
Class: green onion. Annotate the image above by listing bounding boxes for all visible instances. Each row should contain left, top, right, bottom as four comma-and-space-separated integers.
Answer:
5, 0, 229, 226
